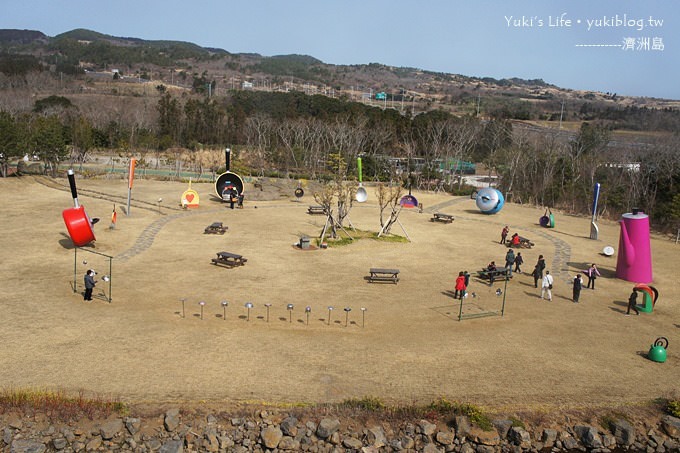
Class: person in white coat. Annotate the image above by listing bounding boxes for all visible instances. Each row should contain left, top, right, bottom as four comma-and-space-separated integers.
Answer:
541, 271, 554, 301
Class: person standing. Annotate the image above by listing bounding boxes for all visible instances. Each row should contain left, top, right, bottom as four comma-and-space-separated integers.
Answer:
541, 270, 554, 301
454, 271, 467, 300
626, 290, 640, 316
572, 274, 583, 303
532, 265, 541, 288
514, 252, 524, 274
84, 269, 96, 301
500, 225, 509, 244
505, 248, 515, 278
487, 261, 497, 285
585, 263, 600, 289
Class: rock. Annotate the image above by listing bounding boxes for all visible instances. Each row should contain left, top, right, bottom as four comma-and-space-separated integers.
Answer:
662, 415, 680, 439
231, 418, 243, 426
125, 417, 141, 435
454, 416, 471, 438
508, 427, 531, 448
419, 420, 437, 437
316, 419, 340, 439
492, 419, 513, 440
146, 438, 162, 450
51, 437, 67, 450
602, 433, 617, 448
343, 437, 363, 449
85, 436, 101, 451
561, 434, 579, 450
574, 424, 603, 449
279, 436, 301, 450
164, 408, 181, 432
460, 443, 475, 453
469, 426, 499, 446
476, 446, 495, 453
260, 426, 283, 449
204, 433, 219, 452
9, 439, 46, 453
367, 426, 386, 447
99, 418, 123, 440
219, 435, 234, 449
664, 439, 678, 450
3, 427, 13, 445
159, 439, 183, 453
435, 430, 455, 446
612, 419, 637, 446
281, 416, 298, 437
422, 444, 442, 453
361, 446, 380, 453
8, 419, 23, 430
541, 428, 558, 448
401, 436, 415, 449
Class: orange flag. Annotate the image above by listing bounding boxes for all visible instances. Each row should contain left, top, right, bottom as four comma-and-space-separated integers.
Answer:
110, 204, 117, 228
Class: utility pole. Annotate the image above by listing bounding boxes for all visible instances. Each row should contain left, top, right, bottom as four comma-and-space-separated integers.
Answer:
559, 100, 565, 129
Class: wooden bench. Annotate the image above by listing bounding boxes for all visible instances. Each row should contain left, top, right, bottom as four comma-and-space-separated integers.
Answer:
431, 212, 454, 223
476, 267, 510, 281
307, 205, 327, 215
211, 251, 248, 267
368, 268, 400, 284
204, 222, 228, 234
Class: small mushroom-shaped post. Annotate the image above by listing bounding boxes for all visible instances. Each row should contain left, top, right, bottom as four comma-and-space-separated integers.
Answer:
264, 303, 272, 322
361, 307, 367, 328
305, 306, 311, 325
221, 300, 228, 320
199, 300, 206, 320
245, 302, 254, 321
327, 306, 334, 325
287, 303, 294, 323
344, 307, 352, 327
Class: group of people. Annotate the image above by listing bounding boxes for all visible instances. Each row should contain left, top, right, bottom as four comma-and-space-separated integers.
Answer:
500, 226, 523, 247
222, 187, 244, 209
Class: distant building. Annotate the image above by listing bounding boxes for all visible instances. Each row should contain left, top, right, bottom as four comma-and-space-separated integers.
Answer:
242, 81, 253, 89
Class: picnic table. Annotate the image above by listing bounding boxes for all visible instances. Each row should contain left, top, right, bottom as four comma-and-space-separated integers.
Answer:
211, 251, 248, 267
368, 268, 400, 284
476, 267, 510, 281
307, 205, 327, 215
204, 222, 228, 234
430, 212, 454, 223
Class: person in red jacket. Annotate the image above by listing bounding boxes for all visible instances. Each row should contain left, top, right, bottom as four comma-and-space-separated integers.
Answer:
454, 271, 467, 299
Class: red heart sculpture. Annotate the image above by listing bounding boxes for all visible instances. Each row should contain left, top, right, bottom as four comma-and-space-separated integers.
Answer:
186, 194, 195, 202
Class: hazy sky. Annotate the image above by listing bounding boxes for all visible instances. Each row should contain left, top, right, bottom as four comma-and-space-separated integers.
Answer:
2, 0, 678, 99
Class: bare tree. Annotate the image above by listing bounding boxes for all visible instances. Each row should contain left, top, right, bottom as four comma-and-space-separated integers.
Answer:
376, 182, 404, 236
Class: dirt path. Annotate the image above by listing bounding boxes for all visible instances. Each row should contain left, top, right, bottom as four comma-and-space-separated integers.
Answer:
0, 176, 678, 411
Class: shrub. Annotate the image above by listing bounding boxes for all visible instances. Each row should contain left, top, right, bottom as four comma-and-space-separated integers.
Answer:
668, 400, 680, 418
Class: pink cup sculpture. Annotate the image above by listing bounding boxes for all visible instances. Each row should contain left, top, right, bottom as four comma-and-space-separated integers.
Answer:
616, 209, 653, 283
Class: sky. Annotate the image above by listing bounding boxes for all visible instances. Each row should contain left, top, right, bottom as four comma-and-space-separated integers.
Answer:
2, 0, 678, 99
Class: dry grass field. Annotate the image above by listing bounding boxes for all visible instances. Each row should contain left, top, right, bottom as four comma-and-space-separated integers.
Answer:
0, 175, 678, 412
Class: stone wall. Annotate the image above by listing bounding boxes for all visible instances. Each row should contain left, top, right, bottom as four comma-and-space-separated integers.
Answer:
2, 408, 680, 452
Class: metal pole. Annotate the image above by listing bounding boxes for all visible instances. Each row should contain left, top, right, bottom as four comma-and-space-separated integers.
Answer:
73, 247, 78, 294
501, 273, 508, 317
108, 255, 112, 302
126, 188, 131, 216
458, 294, 464, 321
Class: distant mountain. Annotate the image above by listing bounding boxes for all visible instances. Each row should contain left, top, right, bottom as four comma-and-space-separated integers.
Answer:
1, 27, 677, 119
0, 29, 47, 44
